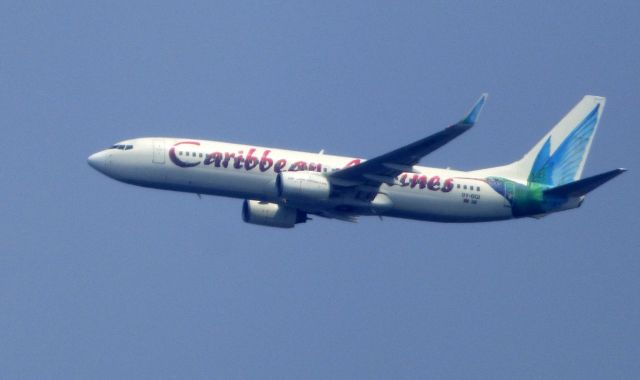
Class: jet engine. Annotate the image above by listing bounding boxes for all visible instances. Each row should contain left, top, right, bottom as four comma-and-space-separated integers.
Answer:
241, 200, 307, 228
276, 171, 331, 202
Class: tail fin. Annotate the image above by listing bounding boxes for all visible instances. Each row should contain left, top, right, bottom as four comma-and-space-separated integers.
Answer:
476, 95, 606, 185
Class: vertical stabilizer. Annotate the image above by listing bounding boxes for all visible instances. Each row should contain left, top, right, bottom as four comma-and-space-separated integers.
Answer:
474, 96, 606, 185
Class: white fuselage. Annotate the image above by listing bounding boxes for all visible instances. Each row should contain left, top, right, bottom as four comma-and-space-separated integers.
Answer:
88, 137, 514, 223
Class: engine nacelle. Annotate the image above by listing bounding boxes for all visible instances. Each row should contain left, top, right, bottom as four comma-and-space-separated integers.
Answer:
276, 171, 331, 202
242, 200, 307, 228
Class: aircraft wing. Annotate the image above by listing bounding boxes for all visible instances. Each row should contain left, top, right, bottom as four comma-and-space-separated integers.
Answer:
329, 94, 487, 200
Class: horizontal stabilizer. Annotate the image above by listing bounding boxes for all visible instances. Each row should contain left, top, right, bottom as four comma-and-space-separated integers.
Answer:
544, 168, 626, 198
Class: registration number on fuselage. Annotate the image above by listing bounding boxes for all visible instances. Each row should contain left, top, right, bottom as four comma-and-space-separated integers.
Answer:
461, 192, 480, 204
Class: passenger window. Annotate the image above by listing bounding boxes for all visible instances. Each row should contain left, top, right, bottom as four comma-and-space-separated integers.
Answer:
457, 184, 460, 189
199, 153, 203, 158
463, 185, 467, 190
477, 186, 480, 191
179, 151, 183, 156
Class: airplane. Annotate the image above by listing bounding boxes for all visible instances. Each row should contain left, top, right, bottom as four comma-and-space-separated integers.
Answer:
88, 94, 626, 228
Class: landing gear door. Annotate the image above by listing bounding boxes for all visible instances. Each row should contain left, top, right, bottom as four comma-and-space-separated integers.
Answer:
152, 139, 165, 164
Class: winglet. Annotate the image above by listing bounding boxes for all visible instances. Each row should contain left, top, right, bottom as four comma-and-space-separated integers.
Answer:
459, 93, 488, 126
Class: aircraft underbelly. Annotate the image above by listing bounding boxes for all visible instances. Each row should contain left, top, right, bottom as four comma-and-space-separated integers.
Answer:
165, 165, 274, 200
385, 187, 512, 222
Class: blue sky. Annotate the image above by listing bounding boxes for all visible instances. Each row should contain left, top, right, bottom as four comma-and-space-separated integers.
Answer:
2, 1, 639, 379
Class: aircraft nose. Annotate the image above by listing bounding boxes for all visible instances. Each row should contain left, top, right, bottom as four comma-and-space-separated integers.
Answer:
87, 150, 107, 172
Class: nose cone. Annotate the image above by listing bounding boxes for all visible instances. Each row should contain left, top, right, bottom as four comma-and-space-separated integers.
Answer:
87, 151, 107, 173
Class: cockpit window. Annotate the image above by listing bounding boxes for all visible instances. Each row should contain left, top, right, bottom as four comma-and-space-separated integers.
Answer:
109, 144, 134, 150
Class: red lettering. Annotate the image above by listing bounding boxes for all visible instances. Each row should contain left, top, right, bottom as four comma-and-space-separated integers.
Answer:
396, 173, 454, 193
344, 159, 361, 168
259, 150, 274, 172
222, 152, 235, 168
244, 148, 258, 170
233, 150, 245, 169
169, 141, 201, 168
410, 174, 427, 189
204, 152, 223, 167
274, 159, 287, 173
427, 176, 441, 191
410, 174, 418, 188
441, 178, 454, 192
399, 173, 409, 187
289, 161, 307, 172
309, 162, 322, 172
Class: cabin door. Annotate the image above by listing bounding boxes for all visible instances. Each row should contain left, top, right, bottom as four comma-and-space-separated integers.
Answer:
152, 139, 165, 164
